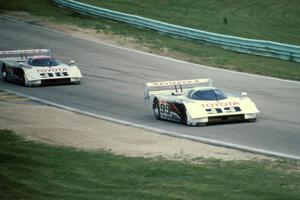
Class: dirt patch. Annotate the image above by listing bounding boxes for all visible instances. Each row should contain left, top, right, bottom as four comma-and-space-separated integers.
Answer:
0, 100, 271, 161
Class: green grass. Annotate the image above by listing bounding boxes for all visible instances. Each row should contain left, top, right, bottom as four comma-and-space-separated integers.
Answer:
1, 129, 300, 200
1, 0, 300, 81
78, 0, 300, 46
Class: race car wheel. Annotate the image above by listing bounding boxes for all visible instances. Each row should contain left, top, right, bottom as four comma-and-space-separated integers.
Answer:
153, 98, 160, 120
180, 105, 188, 125
196, 122, 207, 127
249, 118, 257, 123
175, 103, 187, 125
18, 69, 26, 86
2, 65, 8, 81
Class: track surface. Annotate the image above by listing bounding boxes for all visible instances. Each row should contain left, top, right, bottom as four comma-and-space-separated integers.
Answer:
1, 19, 300, 158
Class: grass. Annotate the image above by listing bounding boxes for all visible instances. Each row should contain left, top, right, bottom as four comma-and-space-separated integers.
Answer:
0, 0, 300, 81
78, 0, 300, 46
1, 129, 300, 200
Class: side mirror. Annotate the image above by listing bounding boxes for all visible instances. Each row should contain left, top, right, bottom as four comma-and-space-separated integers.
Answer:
69, 60, 75, 65
241, 92, 248, 98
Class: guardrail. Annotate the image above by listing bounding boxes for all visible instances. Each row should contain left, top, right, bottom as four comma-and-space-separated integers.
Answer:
53, 0, 300, 63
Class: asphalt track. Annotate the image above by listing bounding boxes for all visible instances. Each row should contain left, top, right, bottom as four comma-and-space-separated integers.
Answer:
1, 18, 300, 159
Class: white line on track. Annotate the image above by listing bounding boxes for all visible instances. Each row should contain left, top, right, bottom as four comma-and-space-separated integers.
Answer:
1, 87, 300, 160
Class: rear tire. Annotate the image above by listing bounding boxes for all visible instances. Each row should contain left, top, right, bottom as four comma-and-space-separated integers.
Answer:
153, 98, 160, 120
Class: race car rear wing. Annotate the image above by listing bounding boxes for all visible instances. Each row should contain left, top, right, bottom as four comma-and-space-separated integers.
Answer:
144, 78, 212, 100
0, 49, 51, 60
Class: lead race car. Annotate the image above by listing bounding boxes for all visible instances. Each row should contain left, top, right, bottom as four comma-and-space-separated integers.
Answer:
0, 49, 82, 86
144, 79, 259, 126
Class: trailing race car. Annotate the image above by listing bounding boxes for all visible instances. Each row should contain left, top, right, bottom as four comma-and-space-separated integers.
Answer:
0, 49, 82, 86
144, 78, 259, 126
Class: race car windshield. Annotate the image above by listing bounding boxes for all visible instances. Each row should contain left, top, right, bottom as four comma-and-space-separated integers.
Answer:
29, 58, 60, 67
191, 89, 227, 101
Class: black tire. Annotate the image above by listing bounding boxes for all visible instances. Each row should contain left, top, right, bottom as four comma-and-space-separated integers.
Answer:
153, 98, 160, 120
249, 118, 257, 123
196, 122, 207, 127
180, 105, 188, 125
19, 69, 26, 86
175, 103, 187, 125
2, 65, 8, 81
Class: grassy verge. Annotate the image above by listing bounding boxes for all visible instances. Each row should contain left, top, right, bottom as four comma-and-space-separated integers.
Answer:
78, 0, 300, 45
1, 129, 300, 200
0, 0, 300, 81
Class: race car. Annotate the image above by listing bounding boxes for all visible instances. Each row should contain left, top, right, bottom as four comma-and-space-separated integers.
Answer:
144, 78, 259, 126
0, 49, 82, 86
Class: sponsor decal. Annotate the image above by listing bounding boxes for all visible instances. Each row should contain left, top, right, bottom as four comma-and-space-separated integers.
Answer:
150, 79, 209, 87
36, 68, 68, 73
0, 49, 48, 55
201, 102, 240, 108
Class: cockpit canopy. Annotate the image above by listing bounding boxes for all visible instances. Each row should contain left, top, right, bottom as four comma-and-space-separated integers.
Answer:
28, 56, 60, 67
190, 88, 227, 101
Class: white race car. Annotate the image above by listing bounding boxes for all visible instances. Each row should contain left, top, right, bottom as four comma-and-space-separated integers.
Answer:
144, 79, 259, 126
0, 49, 82, 86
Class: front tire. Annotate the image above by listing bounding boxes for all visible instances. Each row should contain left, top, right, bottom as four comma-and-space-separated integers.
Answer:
181, 105, 187, 125
2, 65, 8, 81
175, 103, 187, 125
153, 98, 160, 120
196, 122, 207, 127
19, 70, 26, 86
249, 118, 257, 123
